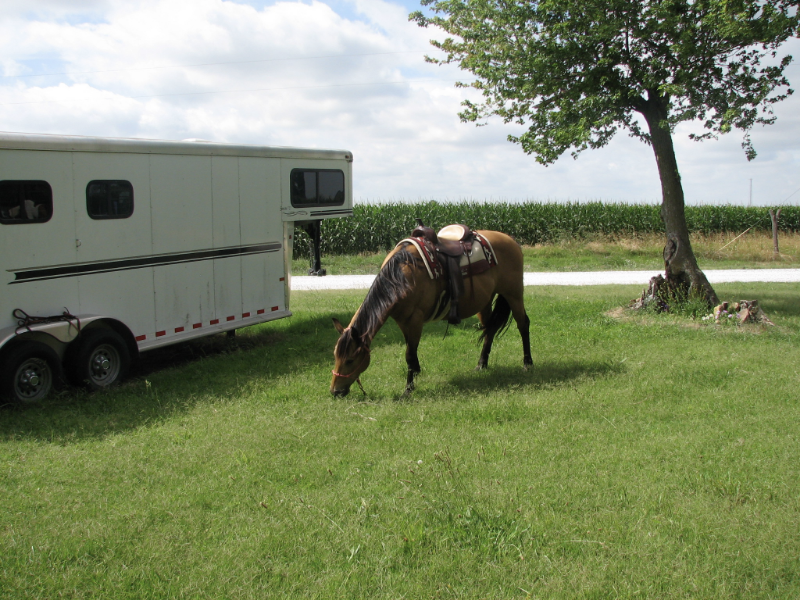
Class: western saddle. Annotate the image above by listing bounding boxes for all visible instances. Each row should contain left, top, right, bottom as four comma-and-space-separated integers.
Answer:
410, 219, 478, 325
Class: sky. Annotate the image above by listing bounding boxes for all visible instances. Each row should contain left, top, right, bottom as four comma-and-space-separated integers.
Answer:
1, 0, 798, 206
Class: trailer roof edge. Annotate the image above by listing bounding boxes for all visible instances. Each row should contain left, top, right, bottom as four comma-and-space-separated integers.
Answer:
0, 131, 353, 162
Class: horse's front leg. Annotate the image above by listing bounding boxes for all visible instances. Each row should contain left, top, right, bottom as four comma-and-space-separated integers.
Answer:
399, 317, 424, 395
404, 340, 421, 394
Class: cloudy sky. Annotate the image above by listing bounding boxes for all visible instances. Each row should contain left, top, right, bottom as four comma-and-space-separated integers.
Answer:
1, 0, 798, 206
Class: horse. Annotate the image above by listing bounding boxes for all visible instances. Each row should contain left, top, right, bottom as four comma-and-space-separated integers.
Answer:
330, 228, 533, 397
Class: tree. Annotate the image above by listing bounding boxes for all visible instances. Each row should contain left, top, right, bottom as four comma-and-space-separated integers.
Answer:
411, 0, 799, 306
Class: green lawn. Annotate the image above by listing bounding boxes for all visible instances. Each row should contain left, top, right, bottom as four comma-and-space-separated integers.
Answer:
2, 283, 799, 598
293, 232, 800, 275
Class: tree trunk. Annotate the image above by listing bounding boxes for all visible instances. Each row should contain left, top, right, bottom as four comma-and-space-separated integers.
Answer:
639, 91, 719, 307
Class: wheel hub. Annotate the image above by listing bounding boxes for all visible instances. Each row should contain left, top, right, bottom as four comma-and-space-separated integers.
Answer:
92, 353, 111, 375
13, 358, 51, 401
20, 368, 41, 391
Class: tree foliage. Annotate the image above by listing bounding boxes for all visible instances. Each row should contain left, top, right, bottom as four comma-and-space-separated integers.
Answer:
411, 0, 799, 162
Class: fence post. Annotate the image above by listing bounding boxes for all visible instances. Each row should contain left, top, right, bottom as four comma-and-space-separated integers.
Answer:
769, 208, 782, 257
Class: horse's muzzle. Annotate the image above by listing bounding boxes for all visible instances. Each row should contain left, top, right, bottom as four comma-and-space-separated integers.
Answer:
331, 386, 350, 397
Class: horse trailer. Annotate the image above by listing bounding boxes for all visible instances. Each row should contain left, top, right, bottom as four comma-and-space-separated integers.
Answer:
0, 131, 353, 403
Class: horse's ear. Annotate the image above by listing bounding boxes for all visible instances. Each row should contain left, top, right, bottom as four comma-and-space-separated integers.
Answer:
332, 318, 345, 334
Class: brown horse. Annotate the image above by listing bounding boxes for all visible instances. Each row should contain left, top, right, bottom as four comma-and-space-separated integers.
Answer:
330, 229, 532, 396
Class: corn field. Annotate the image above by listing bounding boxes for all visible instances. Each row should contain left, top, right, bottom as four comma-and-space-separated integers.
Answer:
294, 201, 800, 258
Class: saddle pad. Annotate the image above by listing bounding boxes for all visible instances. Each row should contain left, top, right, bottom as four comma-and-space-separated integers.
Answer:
397, 233, 498, 280
397, 237, 444, 279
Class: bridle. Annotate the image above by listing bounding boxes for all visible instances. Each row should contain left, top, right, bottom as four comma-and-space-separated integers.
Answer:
332, 334, 370, 395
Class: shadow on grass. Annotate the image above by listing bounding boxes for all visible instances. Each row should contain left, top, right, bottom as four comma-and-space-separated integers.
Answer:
714, 284, 800, 318
441, 359, 622, 396
0, 312, 348, 442
755, 290, 800, 317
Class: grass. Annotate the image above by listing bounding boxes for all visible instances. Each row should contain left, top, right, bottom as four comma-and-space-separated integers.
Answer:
2, 281, 799, 598
293, 231, 800, 275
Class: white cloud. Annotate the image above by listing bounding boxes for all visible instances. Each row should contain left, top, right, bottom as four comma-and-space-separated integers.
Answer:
0, 0, 797, 206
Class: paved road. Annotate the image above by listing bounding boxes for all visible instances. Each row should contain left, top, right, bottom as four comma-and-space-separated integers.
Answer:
291, 268, 800, 290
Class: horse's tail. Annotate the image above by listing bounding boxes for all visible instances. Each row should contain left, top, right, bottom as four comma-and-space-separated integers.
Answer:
478, 294, 513, 342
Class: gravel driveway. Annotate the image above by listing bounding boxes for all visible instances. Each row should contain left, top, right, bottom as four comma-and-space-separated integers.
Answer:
291, 269, 800, 290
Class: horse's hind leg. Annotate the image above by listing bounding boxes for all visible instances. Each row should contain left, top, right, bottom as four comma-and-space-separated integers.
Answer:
475, 303, 496, 370
507, 294, 533, 369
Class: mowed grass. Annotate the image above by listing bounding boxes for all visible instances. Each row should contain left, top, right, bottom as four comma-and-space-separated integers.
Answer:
2, 283, 799, 599
293, 231, 800, 275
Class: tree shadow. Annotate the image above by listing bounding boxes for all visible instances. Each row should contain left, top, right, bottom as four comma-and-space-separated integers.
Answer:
715, 284, 800, 318
753, 289, 800, 318
0, 312, 348, 442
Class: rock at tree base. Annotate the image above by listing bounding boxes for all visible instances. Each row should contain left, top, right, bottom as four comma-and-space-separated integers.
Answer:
714, 300, 774, 326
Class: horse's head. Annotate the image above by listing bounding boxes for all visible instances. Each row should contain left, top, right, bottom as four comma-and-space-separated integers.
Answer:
330, 318, 371, 397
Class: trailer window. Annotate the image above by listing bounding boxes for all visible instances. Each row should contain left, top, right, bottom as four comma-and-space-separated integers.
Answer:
290, 169, 345, 207
86, 180, 134, 219
0, 181, 53, 224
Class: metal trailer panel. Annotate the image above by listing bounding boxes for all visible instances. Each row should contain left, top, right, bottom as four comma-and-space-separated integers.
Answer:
72, 151, 153, 263
239, 157, 283, 319
211, 156, 241, 248
211, 156, 243, 330
150, 154, 214, 255
77, 269, 156, 341
0, 149, 77, 268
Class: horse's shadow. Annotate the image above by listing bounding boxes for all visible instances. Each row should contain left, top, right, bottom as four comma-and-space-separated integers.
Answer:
435, 359, 622, 396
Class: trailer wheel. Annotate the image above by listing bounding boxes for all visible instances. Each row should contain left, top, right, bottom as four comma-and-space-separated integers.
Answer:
0, 341, 61, 404
69, 329, 130, 390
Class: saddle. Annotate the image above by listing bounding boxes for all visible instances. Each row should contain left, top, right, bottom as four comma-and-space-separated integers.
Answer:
409, 219, 484, 325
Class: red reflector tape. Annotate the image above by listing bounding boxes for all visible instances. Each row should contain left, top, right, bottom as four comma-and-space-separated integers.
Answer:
279, 277, 285, 282
175, 326, 184, 333
156, 331, 166, 337
226, 316, 235, 321
243, 312, 250, 318
257, 309, 265, 315
210, 319, 219, 325
135, 334, 146, 342
271, 306, 279, 311
193, 323, 202, 329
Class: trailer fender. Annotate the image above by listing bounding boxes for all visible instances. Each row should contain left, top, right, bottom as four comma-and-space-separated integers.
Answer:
0, 316, 138, 362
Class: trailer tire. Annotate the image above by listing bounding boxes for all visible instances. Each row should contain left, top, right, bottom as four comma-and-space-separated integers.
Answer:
0, 341, 62, 405
68, 329, 130, 391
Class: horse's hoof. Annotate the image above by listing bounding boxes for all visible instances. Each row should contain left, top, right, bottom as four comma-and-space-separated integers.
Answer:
523, 360, 533, 371
475, 363, 486, 371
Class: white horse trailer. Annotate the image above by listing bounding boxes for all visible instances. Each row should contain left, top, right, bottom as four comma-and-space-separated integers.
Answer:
0, 131, 353, 403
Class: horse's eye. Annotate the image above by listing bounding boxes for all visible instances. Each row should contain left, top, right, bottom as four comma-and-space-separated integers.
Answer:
344, 359, 354, 366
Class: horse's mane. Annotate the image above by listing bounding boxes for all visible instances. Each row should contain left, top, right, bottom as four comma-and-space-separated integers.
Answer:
336, 246, 415, 352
